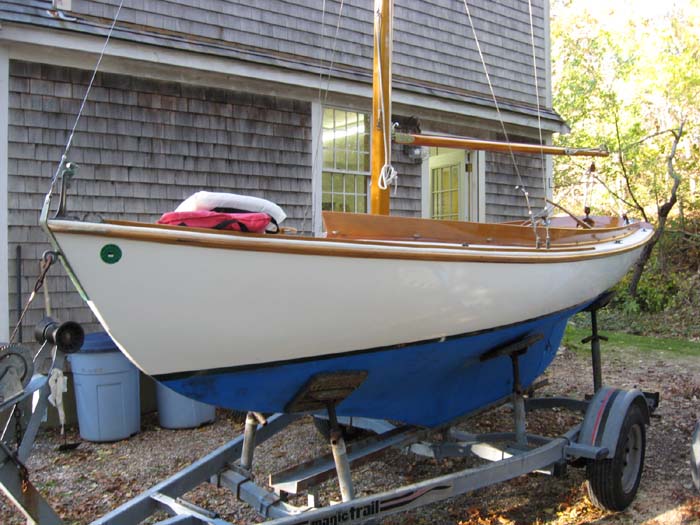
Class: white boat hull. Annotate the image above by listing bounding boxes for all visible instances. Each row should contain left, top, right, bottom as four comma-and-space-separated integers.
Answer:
48, 220, 650, 377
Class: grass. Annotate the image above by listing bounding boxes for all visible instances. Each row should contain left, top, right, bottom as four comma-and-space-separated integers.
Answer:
562, 323, 700, 359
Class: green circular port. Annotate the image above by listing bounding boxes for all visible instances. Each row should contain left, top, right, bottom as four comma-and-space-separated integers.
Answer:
100, 244, 122, 264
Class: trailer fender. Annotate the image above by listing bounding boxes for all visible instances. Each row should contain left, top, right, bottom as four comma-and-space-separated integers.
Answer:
578, 387, 650, 460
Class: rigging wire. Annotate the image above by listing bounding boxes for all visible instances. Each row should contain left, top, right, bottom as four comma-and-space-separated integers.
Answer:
527, 0, 548, 211
526, 0, 551, 244
318, 0, 346, 107
312, 1, 347, 221
317, 0, 327, 103
49, 0, 125, 190
462, 0, 540, 243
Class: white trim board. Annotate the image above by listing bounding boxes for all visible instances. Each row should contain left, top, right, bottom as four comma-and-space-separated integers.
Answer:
0, 45, 9, 342
310, 101, 322, 236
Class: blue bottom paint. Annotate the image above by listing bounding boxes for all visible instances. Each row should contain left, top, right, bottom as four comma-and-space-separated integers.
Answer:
159, 302, 589, 428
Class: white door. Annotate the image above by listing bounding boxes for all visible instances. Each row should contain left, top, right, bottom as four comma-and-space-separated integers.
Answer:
422, 147, 483, 222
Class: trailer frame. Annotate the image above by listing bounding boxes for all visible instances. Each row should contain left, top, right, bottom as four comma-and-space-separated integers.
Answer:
1, 306, 658, 525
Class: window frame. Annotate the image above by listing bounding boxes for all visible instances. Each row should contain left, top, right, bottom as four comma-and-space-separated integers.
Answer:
312, 102, 371, 234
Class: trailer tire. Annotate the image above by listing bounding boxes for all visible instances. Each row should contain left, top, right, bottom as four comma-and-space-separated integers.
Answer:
586, 402, 646, 511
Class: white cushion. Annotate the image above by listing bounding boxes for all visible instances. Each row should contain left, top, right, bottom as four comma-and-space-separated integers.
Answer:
176, 191, 287, 226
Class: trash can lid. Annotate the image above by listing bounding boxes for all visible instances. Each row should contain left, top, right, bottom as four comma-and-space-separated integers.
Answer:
80, 331, 119, 353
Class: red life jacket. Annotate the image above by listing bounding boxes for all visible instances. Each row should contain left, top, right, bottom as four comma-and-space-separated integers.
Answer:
157, 210, 271, 233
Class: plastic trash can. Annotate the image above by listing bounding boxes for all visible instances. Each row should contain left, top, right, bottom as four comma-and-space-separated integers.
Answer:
69, 332, 140, 442
156, 382, 216, 429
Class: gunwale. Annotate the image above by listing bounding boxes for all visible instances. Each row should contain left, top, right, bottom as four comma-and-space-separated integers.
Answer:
47, 215, 652, 265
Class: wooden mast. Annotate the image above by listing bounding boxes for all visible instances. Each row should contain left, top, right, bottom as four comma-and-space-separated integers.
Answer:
370, 0, 393, 215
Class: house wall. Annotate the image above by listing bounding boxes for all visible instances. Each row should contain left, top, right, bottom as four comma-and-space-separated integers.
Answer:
486, 148, 547, 222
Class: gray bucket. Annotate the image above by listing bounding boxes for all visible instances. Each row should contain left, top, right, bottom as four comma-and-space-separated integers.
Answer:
69, 332, 140, 442
156, 382, 216, 429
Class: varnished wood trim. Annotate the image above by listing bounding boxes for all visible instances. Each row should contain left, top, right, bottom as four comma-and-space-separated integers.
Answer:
104, 220, 595, 253
322, 211, 646, 248
48, 219, 652, 264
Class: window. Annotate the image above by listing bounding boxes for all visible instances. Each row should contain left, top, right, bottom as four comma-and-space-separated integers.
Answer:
321, 108, 370, 213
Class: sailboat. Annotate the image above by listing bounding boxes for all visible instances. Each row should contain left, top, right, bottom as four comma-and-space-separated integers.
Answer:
39, 1, 653, 428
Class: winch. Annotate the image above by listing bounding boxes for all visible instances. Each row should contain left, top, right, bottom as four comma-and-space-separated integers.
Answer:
0, 344, 34, 406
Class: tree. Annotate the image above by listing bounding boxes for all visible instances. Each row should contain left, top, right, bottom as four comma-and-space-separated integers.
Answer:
627, 123, 684, 298
550, 0, 700, 297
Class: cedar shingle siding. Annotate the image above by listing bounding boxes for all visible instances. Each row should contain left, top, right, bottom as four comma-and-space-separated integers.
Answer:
68, 0, 547, 106
487, 149, 547, 222
1, 0, 557, 342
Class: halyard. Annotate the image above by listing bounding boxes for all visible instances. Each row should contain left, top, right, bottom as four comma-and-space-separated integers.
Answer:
1, 327, 699, 525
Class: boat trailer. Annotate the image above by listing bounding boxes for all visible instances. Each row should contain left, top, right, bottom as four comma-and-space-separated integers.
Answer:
1, 301, 659, 524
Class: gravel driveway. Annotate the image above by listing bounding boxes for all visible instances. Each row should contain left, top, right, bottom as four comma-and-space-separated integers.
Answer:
1, 343, 699, 524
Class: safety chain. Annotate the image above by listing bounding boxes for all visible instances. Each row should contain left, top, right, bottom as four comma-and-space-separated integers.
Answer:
14, 404, 22, 449
0, 439, 30, 492
12, 405, 30, 492
7, 251, 58, 345
0, 399, 30, 493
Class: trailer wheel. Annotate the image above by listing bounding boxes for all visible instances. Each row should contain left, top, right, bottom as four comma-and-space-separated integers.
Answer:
691, 421, 700, 491
586, 402, 646, 511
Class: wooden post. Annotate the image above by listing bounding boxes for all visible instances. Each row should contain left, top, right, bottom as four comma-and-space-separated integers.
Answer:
370, 0, 393, 215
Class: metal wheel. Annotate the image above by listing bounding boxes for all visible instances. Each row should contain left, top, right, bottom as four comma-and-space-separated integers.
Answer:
620, 423, 644, 493
0, 344, 34, 404
692, 421, 700, 492
586, 402, 646, 511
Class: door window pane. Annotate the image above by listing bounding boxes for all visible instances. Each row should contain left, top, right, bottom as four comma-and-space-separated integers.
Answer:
431, 162, 461, 220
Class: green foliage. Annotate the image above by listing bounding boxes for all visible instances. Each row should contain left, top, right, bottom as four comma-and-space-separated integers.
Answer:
659, 216, 700, 272
563, 323, 700, 358
550, 0, 700, 221
612, 266, 679, 314
610, 224, 700, 315
550, 0, 700, 329
565, 221, 700, 339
